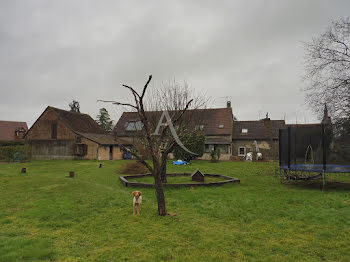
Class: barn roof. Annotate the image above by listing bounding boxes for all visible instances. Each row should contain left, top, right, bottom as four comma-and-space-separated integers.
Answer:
49, 107, 106, 134
114, 107, 233, 137
25, 106, 116, 145
76, 132, 117, 145
0, 121, 28, 141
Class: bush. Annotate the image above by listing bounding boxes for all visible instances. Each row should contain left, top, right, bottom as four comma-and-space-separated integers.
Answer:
120, 161, 149, 174
210, 148, 221, 162
210, 150, 217, 162
0, 144, 31, 161
173, 132, 205, 161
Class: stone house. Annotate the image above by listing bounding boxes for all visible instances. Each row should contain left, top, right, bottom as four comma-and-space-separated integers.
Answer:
114, 106, 234, 160
0, 121, 28, 142
25, 106, 122, 160
232, 118, 286, 160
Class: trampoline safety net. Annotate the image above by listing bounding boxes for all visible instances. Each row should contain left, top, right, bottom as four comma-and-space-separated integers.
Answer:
279, 124, 350, 173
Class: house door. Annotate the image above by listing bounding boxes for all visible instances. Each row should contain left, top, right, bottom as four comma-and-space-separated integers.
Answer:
109, 146, 113, 160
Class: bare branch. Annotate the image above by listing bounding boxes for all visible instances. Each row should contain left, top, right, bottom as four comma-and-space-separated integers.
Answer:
122, 85, 140, 98
141, 75, 152, 99
97, 100, 137, 109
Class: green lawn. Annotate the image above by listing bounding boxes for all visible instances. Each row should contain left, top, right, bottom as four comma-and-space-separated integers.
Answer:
0, 160, 349, 261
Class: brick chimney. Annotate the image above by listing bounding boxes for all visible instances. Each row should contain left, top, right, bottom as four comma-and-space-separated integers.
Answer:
263, 113, 271, 138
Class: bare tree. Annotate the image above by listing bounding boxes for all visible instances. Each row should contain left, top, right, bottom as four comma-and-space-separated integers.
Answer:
100, 76, 208, 216
69, 100, 80, 113
303, 18, 350, 131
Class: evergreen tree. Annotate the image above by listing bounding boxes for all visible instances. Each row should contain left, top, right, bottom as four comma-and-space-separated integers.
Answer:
69, 100, 80, 113
96, 108, 114, 132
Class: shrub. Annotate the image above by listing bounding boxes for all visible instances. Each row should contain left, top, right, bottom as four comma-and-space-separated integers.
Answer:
210, 150, 217, 162
0, 144, 31, 161
173, 132, 205, 161
210, 148, 221, 162
120, 161, 149, 174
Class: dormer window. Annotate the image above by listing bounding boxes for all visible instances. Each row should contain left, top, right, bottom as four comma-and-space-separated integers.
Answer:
219, 124, 224, 129
15, 128, 26, 138
125, 121, 143, 131
242, 128, 248, 133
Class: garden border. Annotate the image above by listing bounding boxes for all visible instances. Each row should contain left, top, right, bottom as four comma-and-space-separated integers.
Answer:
119, 173, 240, 188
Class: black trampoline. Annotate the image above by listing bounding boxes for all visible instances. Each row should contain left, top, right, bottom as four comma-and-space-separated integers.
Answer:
280, 164, 350, 173
278, 122, 350, 187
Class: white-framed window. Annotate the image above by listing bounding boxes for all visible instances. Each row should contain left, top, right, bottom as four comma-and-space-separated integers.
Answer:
242, 128, 248, 133
219, 124, 224, 129
125, 121, 143, 131
238, 147, 246, 156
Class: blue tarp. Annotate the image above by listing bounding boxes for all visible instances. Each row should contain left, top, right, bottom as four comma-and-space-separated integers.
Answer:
173, 160, 189, 165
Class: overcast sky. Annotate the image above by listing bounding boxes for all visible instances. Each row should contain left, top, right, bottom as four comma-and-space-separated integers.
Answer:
1, 0, 349, 127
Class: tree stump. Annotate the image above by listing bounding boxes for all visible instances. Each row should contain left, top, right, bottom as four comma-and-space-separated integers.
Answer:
69, 171, 75, 178
21, 168, 26, 174
99, 163, 103, 168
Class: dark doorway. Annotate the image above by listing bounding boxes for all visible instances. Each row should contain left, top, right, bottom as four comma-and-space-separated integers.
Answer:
109, 146, 113, 160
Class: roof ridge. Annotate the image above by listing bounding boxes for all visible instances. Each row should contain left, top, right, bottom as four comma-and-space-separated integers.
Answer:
0, 120, 27, 123
49, 106, 90, 116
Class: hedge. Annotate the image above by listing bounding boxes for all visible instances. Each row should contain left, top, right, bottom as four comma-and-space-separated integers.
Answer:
0, 144, 31, 161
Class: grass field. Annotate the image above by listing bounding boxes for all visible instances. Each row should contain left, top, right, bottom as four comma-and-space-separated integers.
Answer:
0, 160, 349, 261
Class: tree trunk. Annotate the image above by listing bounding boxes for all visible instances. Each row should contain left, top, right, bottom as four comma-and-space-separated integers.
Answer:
160, 162, 167, 183
153, 167, 167, 216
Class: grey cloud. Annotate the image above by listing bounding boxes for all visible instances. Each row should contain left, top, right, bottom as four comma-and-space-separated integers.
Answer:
1, 0, 350, 126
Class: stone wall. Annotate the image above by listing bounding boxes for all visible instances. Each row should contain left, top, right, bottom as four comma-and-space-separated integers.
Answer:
80, 137, 98, 160
98, 145, 110, 160
198, 153, 232, 161
232, 139, 279, 160
112, 146, 123, 160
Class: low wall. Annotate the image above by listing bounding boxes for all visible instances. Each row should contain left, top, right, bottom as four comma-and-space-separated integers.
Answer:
119, 173, 240, 188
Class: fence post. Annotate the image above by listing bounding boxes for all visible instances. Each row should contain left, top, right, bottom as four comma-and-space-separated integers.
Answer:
321, 124, 326, 190
288, 126, 291, 169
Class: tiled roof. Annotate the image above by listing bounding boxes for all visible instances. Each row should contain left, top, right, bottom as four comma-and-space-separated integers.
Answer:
0, 121, 28, 141
26, 106, 116, 145
76, 132, 117, 145
49, 107, 106, 134
114, 108, 233, 137
233, 119, 286, 140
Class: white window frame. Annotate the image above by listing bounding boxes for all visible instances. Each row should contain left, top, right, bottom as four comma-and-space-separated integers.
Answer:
219, 124, 224, 129
238, 147, 246, 156
125, 121, 143, 131
242, 128, 248, 133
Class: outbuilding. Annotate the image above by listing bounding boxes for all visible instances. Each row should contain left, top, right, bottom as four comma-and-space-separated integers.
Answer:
25, 106, 122, 160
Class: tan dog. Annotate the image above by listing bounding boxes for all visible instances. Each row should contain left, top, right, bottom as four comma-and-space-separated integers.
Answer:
132, 191, 142, 215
